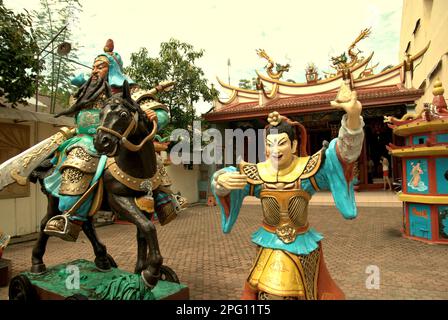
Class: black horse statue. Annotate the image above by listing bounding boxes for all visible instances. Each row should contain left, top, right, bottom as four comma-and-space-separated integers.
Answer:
30, 81, 172, 288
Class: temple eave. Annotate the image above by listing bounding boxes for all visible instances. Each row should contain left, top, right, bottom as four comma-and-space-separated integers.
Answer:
204, 88, 424, 122
388, 145, 448, 157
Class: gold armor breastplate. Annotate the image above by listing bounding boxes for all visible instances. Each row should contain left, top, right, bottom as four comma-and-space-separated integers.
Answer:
260, 186, 311, 244
240, 150, 324, 244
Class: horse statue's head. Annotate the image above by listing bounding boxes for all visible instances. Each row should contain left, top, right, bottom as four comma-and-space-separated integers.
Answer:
94, 80, 157, 157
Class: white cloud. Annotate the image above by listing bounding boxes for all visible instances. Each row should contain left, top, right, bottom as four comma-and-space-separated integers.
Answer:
5, 0, 404, 114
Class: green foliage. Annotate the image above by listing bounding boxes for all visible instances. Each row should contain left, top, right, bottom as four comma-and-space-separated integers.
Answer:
33, 0, 83, 112
238, 78, 257, 90
125, 38, 218, 134
0, 2, 41, 105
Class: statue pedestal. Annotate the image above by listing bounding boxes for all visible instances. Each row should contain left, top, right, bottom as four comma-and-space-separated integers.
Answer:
9, 259, 189, 300
0, 258, 11, 287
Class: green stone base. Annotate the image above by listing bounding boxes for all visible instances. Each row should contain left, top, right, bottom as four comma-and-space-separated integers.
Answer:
22, 259, 188, 300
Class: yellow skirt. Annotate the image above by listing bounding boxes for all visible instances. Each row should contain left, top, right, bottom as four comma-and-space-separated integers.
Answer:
247, 247, 320, 299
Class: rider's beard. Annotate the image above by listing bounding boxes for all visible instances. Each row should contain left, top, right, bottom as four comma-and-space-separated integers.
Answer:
54, 74, 109, 118
75, 75, 107, 107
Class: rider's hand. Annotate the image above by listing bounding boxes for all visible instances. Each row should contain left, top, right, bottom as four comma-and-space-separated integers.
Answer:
217, 172, 248, 190
145, 109, 158, 123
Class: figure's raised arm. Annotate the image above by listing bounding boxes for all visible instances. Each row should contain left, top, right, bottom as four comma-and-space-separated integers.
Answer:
330, 89, 365, 165
312, 87, 365, 220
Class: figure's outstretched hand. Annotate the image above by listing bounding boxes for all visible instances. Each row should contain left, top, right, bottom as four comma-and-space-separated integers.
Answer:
217, 172, 248, 190
331, 90, 363, 130
330, 90, 362, 117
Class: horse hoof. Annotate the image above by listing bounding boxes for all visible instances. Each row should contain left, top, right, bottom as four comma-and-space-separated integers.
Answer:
94, 256, 111, 272
30, 263, 46, 274
141, 270, 160, 289
106, 254, 118, 268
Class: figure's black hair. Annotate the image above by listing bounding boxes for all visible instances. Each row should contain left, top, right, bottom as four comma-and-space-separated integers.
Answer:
266, 120, 296, 142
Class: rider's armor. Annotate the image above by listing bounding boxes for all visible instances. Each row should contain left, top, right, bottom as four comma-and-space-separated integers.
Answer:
57, 107, 104, 196
239, 151, 324, 300
59, 147, 100, 196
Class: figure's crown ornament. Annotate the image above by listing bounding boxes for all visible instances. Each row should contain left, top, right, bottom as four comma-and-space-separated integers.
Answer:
267, 111, 283, 126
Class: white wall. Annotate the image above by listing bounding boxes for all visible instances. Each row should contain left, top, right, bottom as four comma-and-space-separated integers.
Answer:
165, 164, 200, 204
0, 120, 59, 237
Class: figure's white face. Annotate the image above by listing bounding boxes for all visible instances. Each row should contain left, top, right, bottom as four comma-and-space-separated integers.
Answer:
266, 132, 297, 170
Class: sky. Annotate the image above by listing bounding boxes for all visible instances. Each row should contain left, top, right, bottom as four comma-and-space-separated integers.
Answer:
5, 0, 404, 114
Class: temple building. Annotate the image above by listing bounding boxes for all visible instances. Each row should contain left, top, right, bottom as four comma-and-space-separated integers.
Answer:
203, 33, 430, 190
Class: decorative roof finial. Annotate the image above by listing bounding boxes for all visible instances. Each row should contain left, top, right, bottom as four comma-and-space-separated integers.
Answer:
432, 78, 447, 112
432, 78, 444, 96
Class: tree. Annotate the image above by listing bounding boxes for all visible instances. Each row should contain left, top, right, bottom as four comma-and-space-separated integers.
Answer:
126, 38, 218, 136
238, 78, 257, 90
33, 0, 83, 112
0, 1, 41, 105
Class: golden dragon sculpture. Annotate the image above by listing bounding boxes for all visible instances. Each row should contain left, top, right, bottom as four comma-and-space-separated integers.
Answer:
324, 28, 372, 79
256, 49, 290, 80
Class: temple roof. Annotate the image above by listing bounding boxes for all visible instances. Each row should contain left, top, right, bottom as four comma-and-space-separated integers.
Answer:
205, 85, 423, 122
204, 42, 429, 123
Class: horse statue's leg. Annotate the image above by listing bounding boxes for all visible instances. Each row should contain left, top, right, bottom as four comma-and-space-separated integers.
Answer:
135, 227, 148, 274
31, 195, 59, 274
108, 194, 162, 288
81, 218, 116, 271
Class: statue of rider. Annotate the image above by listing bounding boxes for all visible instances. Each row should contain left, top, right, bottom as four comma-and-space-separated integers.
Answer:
43, 39, 180, 241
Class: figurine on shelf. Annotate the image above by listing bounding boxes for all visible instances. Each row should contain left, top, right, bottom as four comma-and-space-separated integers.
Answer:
211, 86, 365, 300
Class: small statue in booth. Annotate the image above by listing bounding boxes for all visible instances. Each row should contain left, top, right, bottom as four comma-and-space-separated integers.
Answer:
211, 90, 365, 300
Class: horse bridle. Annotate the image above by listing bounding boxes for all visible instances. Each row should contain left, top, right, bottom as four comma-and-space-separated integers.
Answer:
97, 110, 157, 152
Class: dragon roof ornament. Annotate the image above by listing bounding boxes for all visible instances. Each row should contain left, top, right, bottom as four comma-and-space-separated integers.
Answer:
256, 49, 290, 80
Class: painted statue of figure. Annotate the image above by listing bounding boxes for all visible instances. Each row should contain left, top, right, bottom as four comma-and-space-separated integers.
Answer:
211, 91, 364, 300
42, 39, 180, 241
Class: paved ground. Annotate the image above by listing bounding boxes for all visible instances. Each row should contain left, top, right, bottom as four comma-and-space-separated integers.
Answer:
1, 203, 447, 300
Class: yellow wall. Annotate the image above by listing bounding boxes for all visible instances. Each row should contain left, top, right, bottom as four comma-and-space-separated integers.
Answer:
400, 0, 448, 112
0, 120, 60, 237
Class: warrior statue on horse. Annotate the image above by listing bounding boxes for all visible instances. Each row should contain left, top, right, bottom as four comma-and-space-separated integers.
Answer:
0, 39, 184, 288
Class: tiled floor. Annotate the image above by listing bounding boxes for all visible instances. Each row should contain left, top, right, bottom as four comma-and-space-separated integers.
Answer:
1, 200, 447, 300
